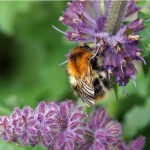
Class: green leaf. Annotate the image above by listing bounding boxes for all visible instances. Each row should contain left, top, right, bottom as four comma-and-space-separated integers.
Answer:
137, 1, 150, 15
123, 98, 150, 139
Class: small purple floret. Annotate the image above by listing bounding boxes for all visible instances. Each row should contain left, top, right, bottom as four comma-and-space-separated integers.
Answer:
125, 0, 141, 17
117, 136, 145, 150
83, 108, 122, 150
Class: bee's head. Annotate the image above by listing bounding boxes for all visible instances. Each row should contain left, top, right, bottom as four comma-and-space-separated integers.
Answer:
69, 51, 83, 64
68, 46, 93, 65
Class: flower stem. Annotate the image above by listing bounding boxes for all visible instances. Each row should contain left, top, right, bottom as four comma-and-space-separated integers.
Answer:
105, 0, 128, 35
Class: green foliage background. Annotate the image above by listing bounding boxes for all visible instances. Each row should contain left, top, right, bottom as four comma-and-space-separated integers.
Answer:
0, 1, 149, 150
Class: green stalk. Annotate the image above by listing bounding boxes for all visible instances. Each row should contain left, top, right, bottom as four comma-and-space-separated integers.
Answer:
104, 0, 128, 35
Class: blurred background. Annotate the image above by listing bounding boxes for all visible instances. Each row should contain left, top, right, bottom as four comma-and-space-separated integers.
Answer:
0, 1, 149, 150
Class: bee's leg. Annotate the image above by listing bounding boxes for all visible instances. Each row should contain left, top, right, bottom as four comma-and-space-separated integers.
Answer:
90, 57, 98, 70
93, 78, 104, 96
102, 78, 112, 90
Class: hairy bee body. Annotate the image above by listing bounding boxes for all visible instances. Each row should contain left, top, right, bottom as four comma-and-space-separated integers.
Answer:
67, 46, 111, 106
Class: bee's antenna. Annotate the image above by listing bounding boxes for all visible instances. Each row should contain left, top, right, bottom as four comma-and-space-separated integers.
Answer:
91, 48, 99, 59
140, 57, 146, 65
131, 75, 136, 88
58, 60, 68, 66
52, 25, 66, 35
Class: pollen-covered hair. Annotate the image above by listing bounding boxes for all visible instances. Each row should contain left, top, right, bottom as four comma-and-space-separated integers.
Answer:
67, 46, 93, 78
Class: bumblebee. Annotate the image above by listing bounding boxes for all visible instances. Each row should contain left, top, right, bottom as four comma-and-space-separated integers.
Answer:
67, 45, 112, 106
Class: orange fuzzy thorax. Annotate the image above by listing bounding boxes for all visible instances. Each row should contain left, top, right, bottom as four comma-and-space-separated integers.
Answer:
68, 47, 93, 78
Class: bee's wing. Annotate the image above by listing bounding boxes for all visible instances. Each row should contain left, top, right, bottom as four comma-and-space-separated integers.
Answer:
77, 79, 95, 107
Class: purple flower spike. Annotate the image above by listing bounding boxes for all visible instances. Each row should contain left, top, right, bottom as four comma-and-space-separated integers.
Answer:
0, 101, 146, 150
0, 100, 87, 149
83, 108, 122, 150
59, 0, 145, 87
117, 136, 145, 150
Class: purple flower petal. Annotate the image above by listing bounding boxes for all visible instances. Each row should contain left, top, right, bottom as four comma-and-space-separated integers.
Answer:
55, 133, 65, 149
117, 136, 145, 150
93, 140, 105, 150
21, 133, 28, 145
129, 136, 145, 150
95, 108, 107, 128
125, 0, 140, 17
